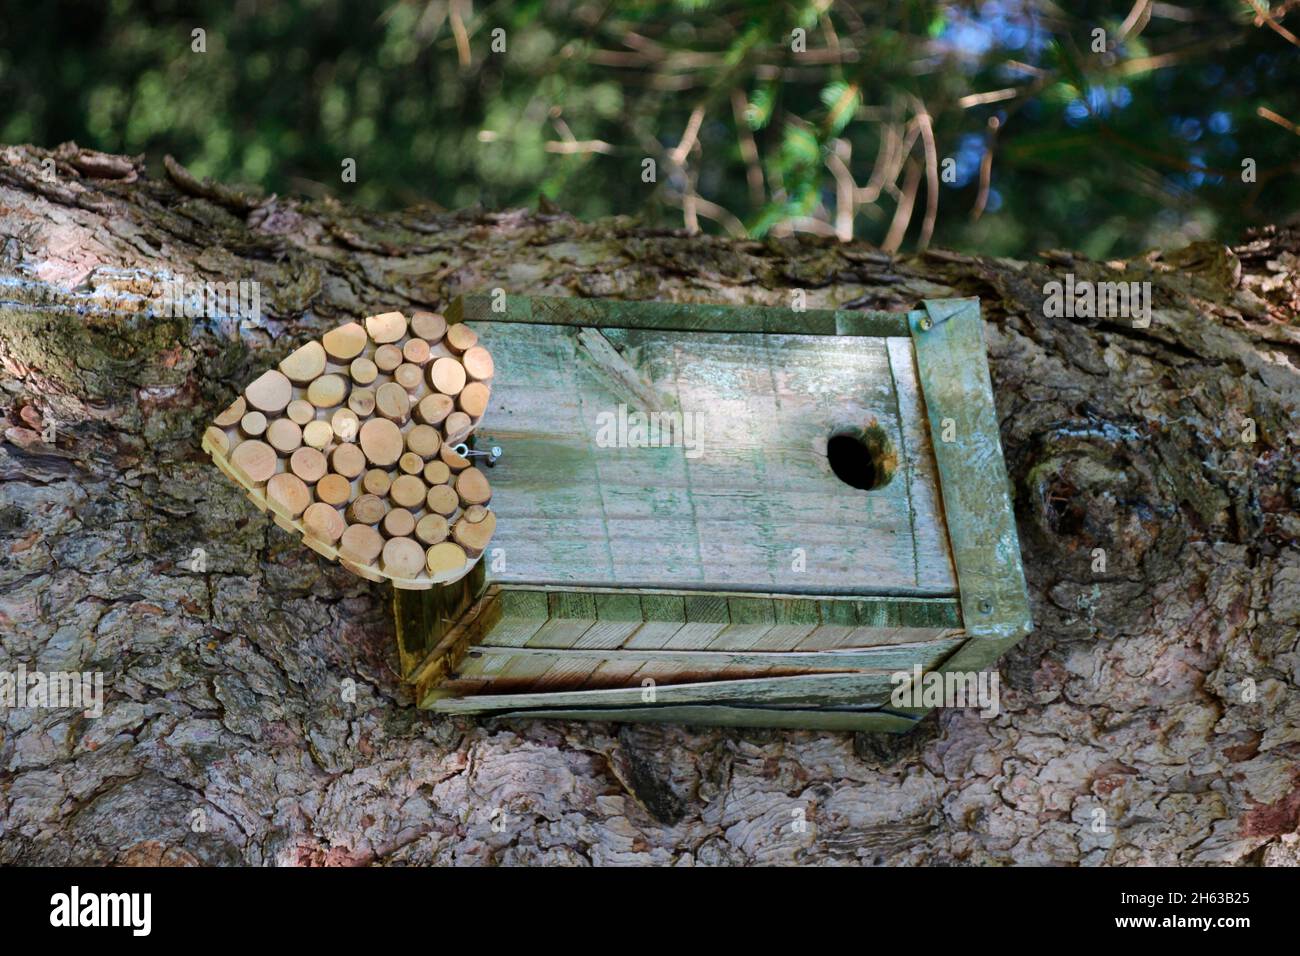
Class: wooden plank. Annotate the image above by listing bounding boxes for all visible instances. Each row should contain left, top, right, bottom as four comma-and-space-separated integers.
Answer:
411, 592, 501, 704
448, 293, 912, 337
429, 670, 899, 713
491, 591, 598, 689
464, 321, 956, 595
694, 597, 778, 677
392, 562, 486, 678
467, 637, 963, 673
913, 300, 1032, 639
887, 335, 959, 592
501, 592, 641, 689
484, 705, 921, 733
435, 588, 544, 682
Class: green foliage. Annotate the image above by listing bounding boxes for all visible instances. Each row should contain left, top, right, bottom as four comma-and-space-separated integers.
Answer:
1, 0, 1298, 257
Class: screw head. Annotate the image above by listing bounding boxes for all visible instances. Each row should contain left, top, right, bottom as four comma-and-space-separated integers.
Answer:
918, 315, 934, 331
977, 598, 994, 615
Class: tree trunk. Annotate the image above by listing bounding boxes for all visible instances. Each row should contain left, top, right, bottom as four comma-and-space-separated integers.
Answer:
1, 143, 1297, 866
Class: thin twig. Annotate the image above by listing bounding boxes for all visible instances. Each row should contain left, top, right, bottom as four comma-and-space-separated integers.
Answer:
1258, 106, 1300, 135
1118, 0, 1153, 41
449, 0, 471, 68
691, 196, 747, 236
972, 116, 1001, 221
911, 98, 940, 250
826, 139, 856, 241
958, 88, 1021, 109
882, 159, 922, 253
730, 89, 766, 208
1244, 0, 1300, 47
669, 106, 706, 165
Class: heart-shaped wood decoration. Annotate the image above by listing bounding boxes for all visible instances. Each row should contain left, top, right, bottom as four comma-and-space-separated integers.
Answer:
201, 310, 497, 589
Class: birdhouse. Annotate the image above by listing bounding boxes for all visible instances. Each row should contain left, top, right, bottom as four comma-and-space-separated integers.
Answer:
389, 294, 1032, 732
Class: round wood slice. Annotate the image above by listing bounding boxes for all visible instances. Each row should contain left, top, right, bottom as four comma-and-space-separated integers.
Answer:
316, 473, 352, 506
416, 393, 454, 426
323, 321, 367, 361
240, 411, 268, 437
365, 311, 407, 344
331, 442, 366, 479
339, 523, 384, 565
348, 388, 376, 418
362, 468, 392, 496
415, 513, 449, 545
464, 504, 489, 523
455, 467, 491, 506
359, 418, 403, 466
347, 493, 388, 525
440, 443, 470, 472
410, 311, 447, 342
381, 536, 425, 578
230, 439, 277, 483
382, 507, 416, 539
331, 408, 360, 443
398, 451, 424, 475
446, 323, 478, 353
374, 344, 403, 372
286, 399, 316, 425
307, 374, 348, 409
443, 411, 472, 444
375, 382, 410, 422
426, 541, 468, 576
215, 396, 246, 427
303, 420, 334, 449
402, 338, 432, 366
452, 509, 496, 557
394, 363, 423, 391
406, 424, 441, 459
349, 357, 378, 385
461, 346, 494, 381
303, 502, 345, 544
266, 418, 302, 454
204, 426, 230, 456
290, 447, 328, 483
423, 460, 451, 485
279, 340, 327, 384
458, 381, 490, 419
429, 357, 466, 396
389, 474, 426, 509
426, 484, 459, 516
245, 369, 292, 414
267, 472, 311, 518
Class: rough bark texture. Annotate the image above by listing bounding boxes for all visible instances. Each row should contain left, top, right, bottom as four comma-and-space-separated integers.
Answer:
1, 143, 1297, 866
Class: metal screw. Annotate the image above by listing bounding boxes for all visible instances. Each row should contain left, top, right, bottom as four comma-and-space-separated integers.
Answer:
918, 315, 933, 331
453, 443, 503, 466
977, 598, 994, 615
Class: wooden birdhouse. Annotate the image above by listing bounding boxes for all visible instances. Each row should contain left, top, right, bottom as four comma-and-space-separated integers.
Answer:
389, 294, 1032, 732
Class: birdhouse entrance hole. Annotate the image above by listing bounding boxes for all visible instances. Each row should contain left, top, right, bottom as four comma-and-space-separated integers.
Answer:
827, 424, 896, 491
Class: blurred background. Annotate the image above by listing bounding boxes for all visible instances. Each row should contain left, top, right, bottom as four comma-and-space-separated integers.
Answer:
2, 0, 1297, 258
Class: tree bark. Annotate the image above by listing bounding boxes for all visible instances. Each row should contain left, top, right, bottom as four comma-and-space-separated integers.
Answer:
0, 143, 1297, 866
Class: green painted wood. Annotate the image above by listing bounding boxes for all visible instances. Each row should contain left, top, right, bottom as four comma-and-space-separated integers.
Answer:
484, 705, 921, 733
887, 336, 958, 592
404, 296, 1030, 733
912, 299, 1032, 640
429, 670, 899, 713
460, 319, 956, 596
447, 293, 911, 337
465, 637, 963, 672
458, 592, 546, 680
474, 588, 961, 629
